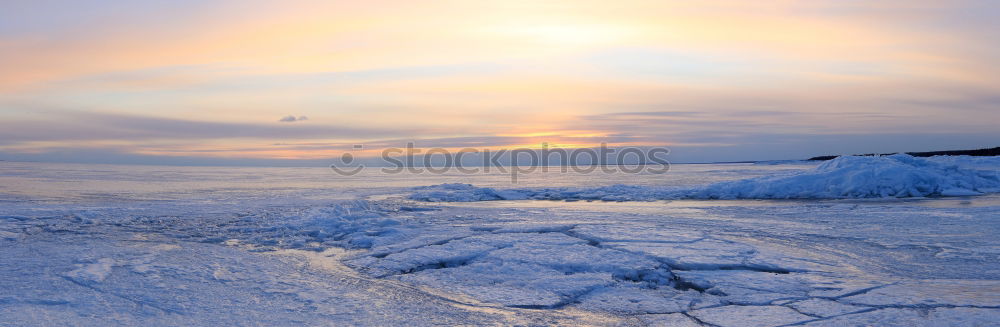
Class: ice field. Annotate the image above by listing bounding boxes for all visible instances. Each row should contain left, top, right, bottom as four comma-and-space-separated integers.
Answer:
1, 155, 998, 326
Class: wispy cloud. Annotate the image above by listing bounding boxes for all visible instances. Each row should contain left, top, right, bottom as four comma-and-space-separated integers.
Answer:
0, 108, 416, 144
278, 115, 308, 123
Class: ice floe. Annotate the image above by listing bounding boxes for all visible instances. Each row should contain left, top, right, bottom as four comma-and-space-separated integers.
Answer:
63, 258, 116, 284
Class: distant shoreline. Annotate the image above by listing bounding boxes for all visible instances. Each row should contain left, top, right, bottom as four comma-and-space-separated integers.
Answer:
3, 147, 998, 167
807, 146, 1000, 161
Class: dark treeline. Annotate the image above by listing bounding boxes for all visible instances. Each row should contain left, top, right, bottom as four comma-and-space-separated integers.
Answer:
808, 146, 1000, 161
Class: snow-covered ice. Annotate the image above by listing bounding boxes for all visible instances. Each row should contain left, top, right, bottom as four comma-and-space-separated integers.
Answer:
2, 159, 999, 326
690, 154, 1000, 199
410, 154, 1000, 201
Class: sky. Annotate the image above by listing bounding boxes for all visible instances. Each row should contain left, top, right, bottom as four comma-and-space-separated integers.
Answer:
1, 0, 998, 165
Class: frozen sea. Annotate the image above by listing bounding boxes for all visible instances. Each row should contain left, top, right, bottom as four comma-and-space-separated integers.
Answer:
1, 156, 998, 326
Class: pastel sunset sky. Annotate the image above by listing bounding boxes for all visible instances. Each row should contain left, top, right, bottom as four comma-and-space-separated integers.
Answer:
1, 0, 998, 164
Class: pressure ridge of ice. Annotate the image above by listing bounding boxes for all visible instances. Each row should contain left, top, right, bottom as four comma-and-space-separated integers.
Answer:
410, 154, 1000, 201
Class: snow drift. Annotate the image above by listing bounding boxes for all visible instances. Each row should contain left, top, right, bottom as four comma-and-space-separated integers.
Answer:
409, 155, 1000, 201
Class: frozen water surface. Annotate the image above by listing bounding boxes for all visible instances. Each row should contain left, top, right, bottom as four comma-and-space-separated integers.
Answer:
1, 157, 999, 326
